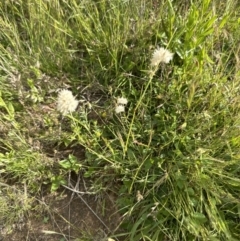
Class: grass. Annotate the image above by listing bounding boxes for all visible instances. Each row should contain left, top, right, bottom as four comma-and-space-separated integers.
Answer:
0, 0, 240, 240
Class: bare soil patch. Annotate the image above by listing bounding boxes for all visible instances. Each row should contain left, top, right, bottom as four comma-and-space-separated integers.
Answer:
1, 179, 122, 241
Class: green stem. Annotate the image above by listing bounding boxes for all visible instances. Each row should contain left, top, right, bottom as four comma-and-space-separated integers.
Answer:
124, 68, 157, 157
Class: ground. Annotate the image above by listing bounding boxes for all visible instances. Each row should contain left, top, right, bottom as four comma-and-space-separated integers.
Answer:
1, 177, 121, 241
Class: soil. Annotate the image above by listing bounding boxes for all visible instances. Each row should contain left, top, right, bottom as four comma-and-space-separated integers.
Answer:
1, 178, 122, 241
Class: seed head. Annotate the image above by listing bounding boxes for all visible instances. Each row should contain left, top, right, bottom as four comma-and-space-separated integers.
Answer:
150, 47, 173, 66
57, 89, 79, 115
115, 105, 125, 114
117, 97, 128, 105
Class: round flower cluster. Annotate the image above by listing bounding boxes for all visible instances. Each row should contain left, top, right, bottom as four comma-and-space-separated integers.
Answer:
150, 47, 173, 66
115, 97, 128, 114
57, 89, 79, 115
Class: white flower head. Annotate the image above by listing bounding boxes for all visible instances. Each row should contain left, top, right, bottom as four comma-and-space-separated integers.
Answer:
115, 105, 125, 114
136, 190, 144, 202
57, 89, 79, 115
117, 97, 128, 105
150, 47, 173, 66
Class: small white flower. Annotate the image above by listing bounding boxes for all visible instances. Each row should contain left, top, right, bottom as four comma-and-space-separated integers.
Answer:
108, 239, 116, 241
115, 105, 125, 114
57, 89, 79, 115
136, 190, 144, 202
117, 97, 128, 105
150, 47, 173, 66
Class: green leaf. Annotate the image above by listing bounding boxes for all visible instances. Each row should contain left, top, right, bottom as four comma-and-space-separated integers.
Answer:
185, 187, 195, 196
51, 176, 66, 191
192, 212, 207, 224
59, 159, 72, 169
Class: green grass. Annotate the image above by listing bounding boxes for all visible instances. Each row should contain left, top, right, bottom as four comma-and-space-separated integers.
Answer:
0, 0, 240, 240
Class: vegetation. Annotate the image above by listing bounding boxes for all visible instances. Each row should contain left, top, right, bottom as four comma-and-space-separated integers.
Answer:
0, 0, 240, 240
